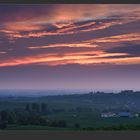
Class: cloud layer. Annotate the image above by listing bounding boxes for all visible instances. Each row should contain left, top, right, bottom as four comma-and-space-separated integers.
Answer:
0, 4, 140, 67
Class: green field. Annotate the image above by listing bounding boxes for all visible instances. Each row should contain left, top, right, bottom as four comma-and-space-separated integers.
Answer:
1, 92, 140, 130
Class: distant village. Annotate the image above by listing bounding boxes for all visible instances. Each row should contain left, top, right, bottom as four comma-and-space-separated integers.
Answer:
89, 90, 140, 95
100, 90, 140, 118
101, 111, 139, 118
88, 90, 140, 118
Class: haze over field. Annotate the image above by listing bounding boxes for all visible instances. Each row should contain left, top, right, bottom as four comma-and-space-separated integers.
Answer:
0, 4, 140, 91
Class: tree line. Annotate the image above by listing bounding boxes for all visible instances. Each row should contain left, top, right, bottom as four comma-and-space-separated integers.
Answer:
0, 102, 68, 129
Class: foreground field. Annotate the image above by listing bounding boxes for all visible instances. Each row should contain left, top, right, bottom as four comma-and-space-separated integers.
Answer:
2, 110, 140, 130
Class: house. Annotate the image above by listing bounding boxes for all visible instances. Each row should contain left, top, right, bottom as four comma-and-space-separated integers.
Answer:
101, 112, 116, 118
118, 111, 131, 117
134, 113, 139, 118
101, 111, 138, 118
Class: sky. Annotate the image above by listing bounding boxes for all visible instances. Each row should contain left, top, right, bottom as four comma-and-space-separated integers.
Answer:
0, 4, 140, 91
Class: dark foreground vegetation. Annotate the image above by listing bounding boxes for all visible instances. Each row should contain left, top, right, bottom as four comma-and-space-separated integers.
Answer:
1, 90, 140, 130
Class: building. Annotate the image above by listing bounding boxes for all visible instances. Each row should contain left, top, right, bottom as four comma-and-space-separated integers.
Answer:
101, 111, 138, 118
101, 112, 116, 118
118, 111, 131, 117
134, 113, 139, 118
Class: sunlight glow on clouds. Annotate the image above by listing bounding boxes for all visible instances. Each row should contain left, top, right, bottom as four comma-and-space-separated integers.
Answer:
0, 51, 130, 67
0, 4, 140, 67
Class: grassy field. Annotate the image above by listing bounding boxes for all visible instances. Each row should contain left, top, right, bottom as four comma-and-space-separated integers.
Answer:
1, 93, 140, 130
45, 112, 140, 128
4, 112, 140, 130
6, 125, 72, 130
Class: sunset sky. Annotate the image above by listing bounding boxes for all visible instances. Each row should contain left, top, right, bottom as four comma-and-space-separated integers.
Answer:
0, 4, 140, 90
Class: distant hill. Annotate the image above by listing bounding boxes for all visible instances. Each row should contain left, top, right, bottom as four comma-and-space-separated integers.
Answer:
0, 90, 140, 112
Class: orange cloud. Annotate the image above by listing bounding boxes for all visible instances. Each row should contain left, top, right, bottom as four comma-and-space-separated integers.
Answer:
52, 21, 96, 33
0, 5, 140, 68
89, 33, 140, 43
2, 8, 139, 41
4, 22, 45, 31
28, 43, 98, 49
0, 49, 133, 67
26, 32, 140, 51
4, 20, 124, 40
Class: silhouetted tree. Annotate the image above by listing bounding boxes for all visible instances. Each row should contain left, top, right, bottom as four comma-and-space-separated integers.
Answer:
0, 122, 7, 129
25, 103, 30, 112
31, 103, 40, 113
57, 120, 67, 127
0, 110, 9, 122
38, 117, 47, 126
0, 110, 10, 129
41, 103, 47, 114
7, 112, 16, 124
17, 116, 28, 125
